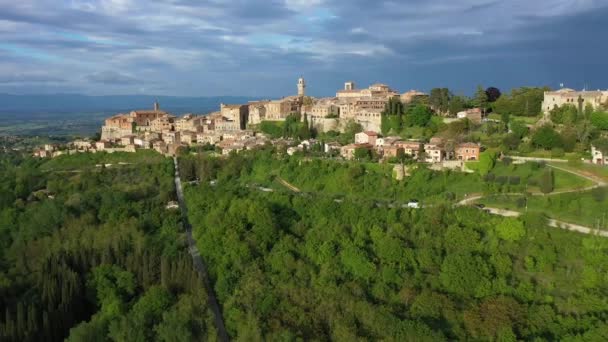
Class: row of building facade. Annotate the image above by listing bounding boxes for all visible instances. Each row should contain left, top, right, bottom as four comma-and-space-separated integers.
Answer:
340, 131, 481, 162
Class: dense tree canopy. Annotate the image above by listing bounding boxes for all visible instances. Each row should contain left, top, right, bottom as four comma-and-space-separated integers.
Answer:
181, 150, 608, 340
493, 87, 549, 117
0, 152, 216, 341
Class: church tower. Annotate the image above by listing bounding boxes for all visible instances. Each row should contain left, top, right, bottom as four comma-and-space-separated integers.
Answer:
154, 99, 160, 111
298, 77, 306, 97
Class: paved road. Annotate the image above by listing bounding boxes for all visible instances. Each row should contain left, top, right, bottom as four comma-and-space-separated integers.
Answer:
173, 157, 229, 342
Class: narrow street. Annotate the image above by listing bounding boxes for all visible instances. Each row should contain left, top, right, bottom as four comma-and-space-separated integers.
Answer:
173, 157, 229, 342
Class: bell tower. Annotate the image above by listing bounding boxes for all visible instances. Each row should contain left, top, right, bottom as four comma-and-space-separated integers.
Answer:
298, 77, 306, 97
153, 99, 160, 111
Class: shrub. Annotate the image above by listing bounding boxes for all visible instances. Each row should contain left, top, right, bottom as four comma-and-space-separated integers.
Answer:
484, 173, 496, 182
591, 187, 607, 202
509, 176, 521, 185
502, 157, 512, 166
496, 176, 508, 185
539, 169, 554, 194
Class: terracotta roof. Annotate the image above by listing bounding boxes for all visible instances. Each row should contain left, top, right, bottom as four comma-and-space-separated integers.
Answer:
458, 142, 480, 148
362, 131, 378, 136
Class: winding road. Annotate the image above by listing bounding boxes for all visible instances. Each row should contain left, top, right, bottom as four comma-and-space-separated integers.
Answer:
173, 157, 229, 342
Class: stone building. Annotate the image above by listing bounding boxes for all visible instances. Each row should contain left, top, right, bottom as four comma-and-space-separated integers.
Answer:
220, 104, 249, 130
355, 131, 378, 145
151, 116, 174, 132
424, 143, 444, 163
455, 142, 481, 161
101, 101, 171, 140
456, 108, 483, 124
248, 101, 269, 125
309, 99, 339, 119
591, 145, 608, 165
542, 88, 608, 114
401, 90, 428, 104
298, 77, 306, 97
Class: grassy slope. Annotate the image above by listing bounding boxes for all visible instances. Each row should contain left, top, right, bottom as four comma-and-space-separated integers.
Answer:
479, 189, 608, 229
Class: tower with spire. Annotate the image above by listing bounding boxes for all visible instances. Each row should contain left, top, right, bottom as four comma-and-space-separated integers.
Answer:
297, 77, 306, 97
154, 99, 160, 111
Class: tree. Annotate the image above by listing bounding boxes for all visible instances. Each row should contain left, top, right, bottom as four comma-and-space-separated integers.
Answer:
485, 87, 501, 102
531, 125, 563, 150
440, 253, 491, 298
429, 88, 451, 114
353, 147, 371, 161
496, 218, 526, 242
299, 113, 312, 139
473, 85, 489, 114
591, 111, 608, 130
406, 105, 433, 127
539, 169, 554, 194
448, 95, 469, 116
550, 104, 578, 125
492, 87, 548, 117
478, 151, 497, 176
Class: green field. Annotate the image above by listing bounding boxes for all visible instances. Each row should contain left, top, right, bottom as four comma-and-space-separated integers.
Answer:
479, 187, 608, 229
550, 162, 608, 183
470, 161, 592, 192
488, 113, 540, 125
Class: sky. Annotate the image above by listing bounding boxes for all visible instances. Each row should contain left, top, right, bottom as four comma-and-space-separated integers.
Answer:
0, 0, 606, 98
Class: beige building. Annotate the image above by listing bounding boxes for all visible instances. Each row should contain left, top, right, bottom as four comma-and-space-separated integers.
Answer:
355, 131, 378, 145
220, 104, 249, 130
340, 143, 373, 160
150, 116, 174, 132
457, 108, 483, 124
264, 97, 300, 121
424, 143, 444, 163
197, 133, 221, 145
542, 88, 608, 114
309, 99, 339, 119
336, 82, 398, 99
591, 145, 608, 165
162, 131, 180, 144
180, 131, 197, 145
248, 101, 269, 125
401, 90, 428, 104
175, 114, 204, 132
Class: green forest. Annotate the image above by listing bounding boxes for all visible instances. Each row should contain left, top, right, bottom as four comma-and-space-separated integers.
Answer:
0, 151, 217, 341
181, 149, 608, 341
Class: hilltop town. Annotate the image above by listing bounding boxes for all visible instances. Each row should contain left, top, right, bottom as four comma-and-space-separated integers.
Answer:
33, 78, 608, 170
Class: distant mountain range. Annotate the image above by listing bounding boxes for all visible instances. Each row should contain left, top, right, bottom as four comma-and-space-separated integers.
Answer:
0, 93, 256, 114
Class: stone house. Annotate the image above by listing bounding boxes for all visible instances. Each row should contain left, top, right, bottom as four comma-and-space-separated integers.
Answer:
340, 143, 372, 160
591, 145, 608, 165
424, 143, 444, 163
355, 131, 378, 145
456, 108, 483, 124
455, 142, 481, 161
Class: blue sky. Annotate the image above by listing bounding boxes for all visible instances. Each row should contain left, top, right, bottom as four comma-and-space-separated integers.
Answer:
0, 0, 606, 97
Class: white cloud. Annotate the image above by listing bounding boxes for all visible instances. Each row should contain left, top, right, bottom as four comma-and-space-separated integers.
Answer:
285, 0, 324, 11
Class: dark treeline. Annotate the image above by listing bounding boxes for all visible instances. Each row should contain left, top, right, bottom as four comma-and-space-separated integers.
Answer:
0, 151, 216, 341
182, 150, 608, 340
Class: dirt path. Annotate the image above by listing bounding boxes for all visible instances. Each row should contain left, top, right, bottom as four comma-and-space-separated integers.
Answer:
276, 176, 301, 193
